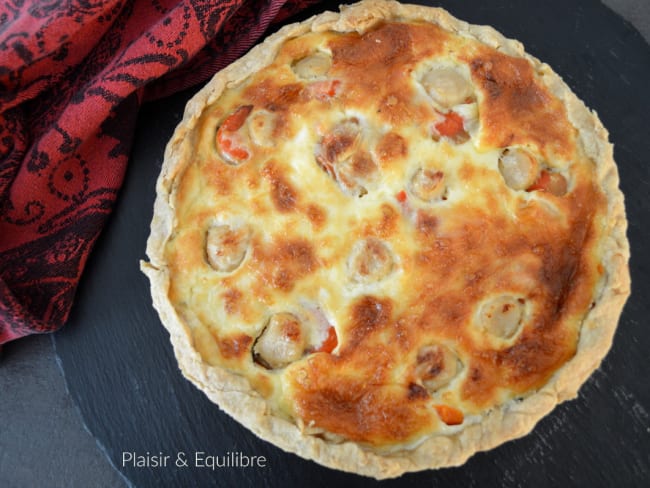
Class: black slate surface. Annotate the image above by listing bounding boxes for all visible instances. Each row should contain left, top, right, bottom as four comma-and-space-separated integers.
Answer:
54, 1, 650, 486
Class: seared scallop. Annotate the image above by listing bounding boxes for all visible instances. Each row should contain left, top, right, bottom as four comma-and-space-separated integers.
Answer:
253, 313, 307, 369
408, 168, 446, 202
292, 51, 332, 79
478, 295, 525, 339
315, 118, 361, 168
498, 148, 539, 191
248, 109, 276, 147
315, 118, 377, 197
205, 223, 250, 273
421, 66, 473, 109
348, 238, 394, 283
414, 344, 462, 392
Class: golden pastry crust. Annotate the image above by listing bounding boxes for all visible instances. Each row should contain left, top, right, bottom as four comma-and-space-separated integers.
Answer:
142, 0, 630, 479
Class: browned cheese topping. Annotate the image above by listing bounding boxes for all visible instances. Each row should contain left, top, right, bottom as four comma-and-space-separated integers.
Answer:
164, 21, 607, 447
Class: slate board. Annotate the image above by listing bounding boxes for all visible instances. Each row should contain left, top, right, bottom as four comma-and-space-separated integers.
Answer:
54, 1, 650, 486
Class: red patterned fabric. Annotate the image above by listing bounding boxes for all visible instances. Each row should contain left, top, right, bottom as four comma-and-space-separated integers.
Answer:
0, 0, 320, 345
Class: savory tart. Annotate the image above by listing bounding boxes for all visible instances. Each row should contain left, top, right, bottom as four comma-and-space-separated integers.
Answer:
142, 0, 630, 478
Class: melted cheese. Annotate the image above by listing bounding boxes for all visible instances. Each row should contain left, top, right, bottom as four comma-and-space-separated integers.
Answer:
164, 21, 608, 448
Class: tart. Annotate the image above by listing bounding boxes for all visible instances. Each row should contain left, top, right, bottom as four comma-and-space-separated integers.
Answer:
142, 0, 630, 478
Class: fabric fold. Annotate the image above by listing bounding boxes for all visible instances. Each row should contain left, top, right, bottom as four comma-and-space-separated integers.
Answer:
0, 0, 321, 345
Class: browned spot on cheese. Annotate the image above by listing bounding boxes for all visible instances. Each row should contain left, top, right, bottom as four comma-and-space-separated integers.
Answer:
407, 382, 429, 400
350, 150, 377, 178
166, 227, 207, 275
467, 49, 574, 158
272, 83, 305, 109
332, 22, 413, 68
378, 91, 422, 126
305, 203, 326, 230
376, 131, 407, 164
460, 362, 496, 408
457, 159, 477, 183
222, 288, 242, 315
361, 204, 400, 239
253, 237, 318, 292
245, 78, 304, 111
250, 373, 273, 399
295, 384, 433, 444
272, 269, 292, 291
345, 296, 393, 351
262, 161, 297, 212
204, 159, 233, 195
501, 331, 573, 382
278, 239, 316, 272
217, 333, 253, 360
290, 353, 436, 444
416, 210, 439, 236
462, 326, 575, 407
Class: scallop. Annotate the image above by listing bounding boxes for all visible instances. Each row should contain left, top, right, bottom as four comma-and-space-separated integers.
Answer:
421, 66, 473, 109
292, 51, 332, 79
315, 118, 374, 197
248, 109, 275, 147
408, 168, 446, 202
253, 313, 307, 369
478, 295, 525, 339
316, 118, 361, 166
498, 148, 539, 191
348, 238, 394, 283
335, 150, 377, 198
205, 223, 250, 273
414, 344, 462, 392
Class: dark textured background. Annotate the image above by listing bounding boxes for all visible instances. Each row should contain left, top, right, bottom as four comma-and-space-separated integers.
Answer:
2, 1, 649, 487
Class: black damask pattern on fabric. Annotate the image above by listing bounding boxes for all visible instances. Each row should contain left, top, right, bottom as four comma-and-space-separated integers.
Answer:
0, 0, 322, 344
